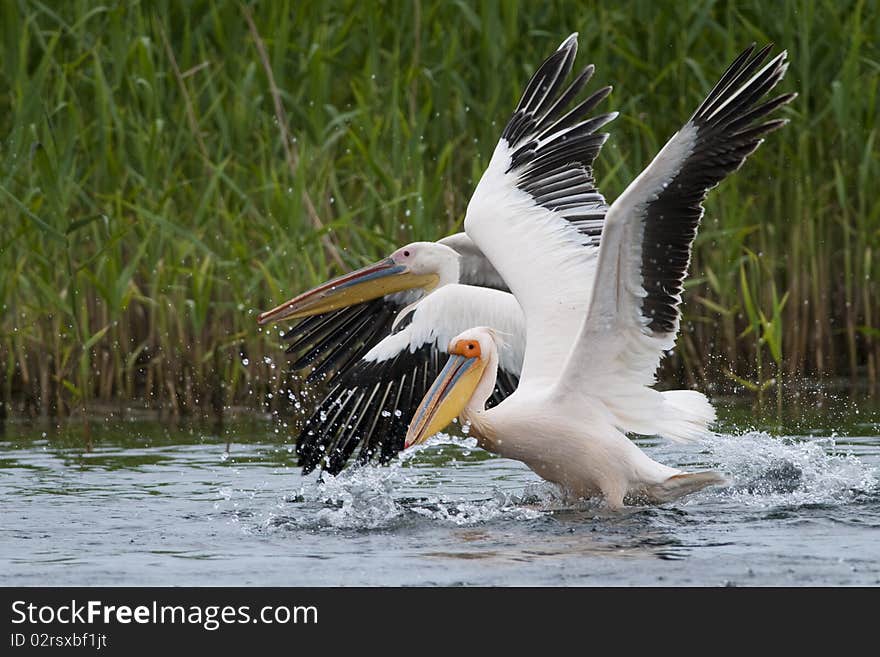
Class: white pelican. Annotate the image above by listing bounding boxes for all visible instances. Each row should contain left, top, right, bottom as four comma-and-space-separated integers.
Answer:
405, 44, 795, 507
258, 34, 618, 473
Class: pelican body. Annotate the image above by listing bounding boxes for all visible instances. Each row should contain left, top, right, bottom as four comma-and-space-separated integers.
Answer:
408, 329, 721, 506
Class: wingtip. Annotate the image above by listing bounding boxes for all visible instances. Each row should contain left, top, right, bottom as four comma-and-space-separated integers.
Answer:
777, 49, 789, 67
576, 63, 596, 86
559, 32, 579, 51
769, 118, 791, 131
770, 48, 788, 64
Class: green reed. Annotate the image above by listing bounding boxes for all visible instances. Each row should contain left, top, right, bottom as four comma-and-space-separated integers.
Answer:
1, 0, 878, 418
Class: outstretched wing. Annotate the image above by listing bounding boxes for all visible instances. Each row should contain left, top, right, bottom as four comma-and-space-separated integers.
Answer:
557, 45, 794, 399
464, 33, 616, 386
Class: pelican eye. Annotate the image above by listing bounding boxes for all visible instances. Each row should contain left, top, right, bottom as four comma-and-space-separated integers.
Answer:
452, 339, 481, 358
450, 340, 483, 358
403, 250, 410, 257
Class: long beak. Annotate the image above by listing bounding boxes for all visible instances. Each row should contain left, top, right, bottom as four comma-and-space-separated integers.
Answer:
257, 258, 439, 325
405, 354, 487, 448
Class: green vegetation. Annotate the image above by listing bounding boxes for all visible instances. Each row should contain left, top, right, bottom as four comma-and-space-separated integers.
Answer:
1, 0, 878, 419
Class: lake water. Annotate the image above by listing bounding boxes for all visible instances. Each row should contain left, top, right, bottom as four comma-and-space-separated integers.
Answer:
2, 397, 878, 586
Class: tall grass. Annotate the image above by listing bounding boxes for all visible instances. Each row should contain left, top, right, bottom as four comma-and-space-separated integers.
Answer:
1, 0, 878, 419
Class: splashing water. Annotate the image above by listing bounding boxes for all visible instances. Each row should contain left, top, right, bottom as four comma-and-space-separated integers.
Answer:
262, 434, 560, 530
701, 431, 877, 507
408, 489, 547, 526
264, 430, 879, 531
310, 466, 408, 530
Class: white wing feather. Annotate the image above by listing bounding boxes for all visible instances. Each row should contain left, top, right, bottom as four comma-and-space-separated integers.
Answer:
465, 142, 600, 386
364, 284, 525, 376
462, 35, 614, 386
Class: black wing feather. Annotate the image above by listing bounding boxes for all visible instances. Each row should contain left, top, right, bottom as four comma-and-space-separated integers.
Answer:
500, 35, 616, 225
296, 342, 520, 475
283, 298, 401, 385
640, 45, 794, 335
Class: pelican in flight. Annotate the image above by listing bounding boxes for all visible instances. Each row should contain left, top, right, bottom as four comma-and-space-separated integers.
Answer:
259, 35, 618, 472
259, 35, 720, 474
405, 44, 795, 507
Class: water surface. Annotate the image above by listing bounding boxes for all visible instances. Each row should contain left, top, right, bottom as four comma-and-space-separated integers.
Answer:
1, 399, 878, 586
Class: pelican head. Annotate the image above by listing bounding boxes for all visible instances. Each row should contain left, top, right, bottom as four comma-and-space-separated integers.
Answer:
405, 327, 500, 448
257, 242, 460, 325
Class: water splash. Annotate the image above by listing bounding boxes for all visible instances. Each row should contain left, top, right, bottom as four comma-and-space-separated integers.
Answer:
263, 434, 558, 530
310, 465, 407, 529
703, 431, 877, 507
409, 488, 547, 526
262, 430, 878, 532
394, 432, 479, 463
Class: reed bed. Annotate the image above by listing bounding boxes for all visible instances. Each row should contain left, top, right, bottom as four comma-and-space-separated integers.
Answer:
1, 0, 878, 418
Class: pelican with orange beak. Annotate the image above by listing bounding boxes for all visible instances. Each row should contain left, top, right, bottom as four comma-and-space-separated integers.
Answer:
407, 334, 493, 446
405, 328, 723, 506
405, 44, 794, 507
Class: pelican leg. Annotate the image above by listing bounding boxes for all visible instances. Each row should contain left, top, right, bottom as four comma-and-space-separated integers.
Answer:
599, 480, 626, 510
